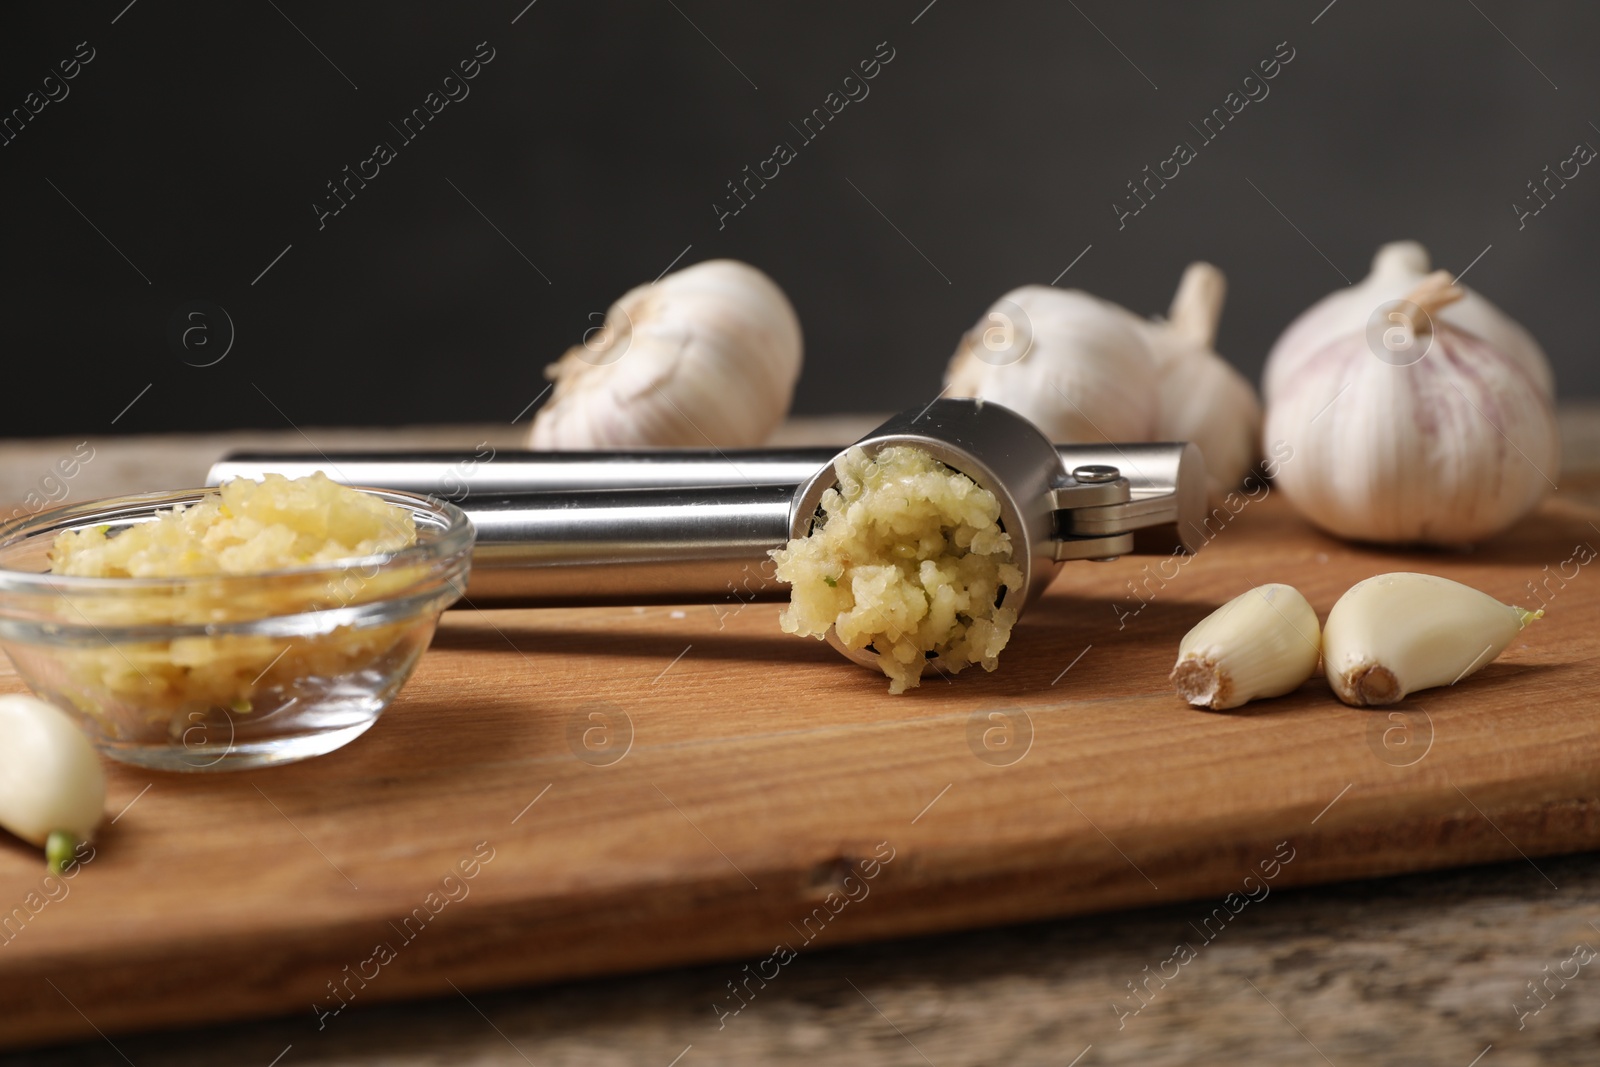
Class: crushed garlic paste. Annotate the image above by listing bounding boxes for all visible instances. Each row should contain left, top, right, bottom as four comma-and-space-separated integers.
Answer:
771, 445, 1022, 694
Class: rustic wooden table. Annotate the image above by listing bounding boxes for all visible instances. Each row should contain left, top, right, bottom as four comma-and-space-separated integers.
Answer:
3, 410, 1598, 1067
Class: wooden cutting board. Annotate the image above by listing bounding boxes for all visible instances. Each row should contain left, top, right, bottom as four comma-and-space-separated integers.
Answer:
2, 491, 1598, 1049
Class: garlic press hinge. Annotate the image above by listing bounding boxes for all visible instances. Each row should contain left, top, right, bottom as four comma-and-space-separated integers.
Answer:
1048, 467, 1135, 562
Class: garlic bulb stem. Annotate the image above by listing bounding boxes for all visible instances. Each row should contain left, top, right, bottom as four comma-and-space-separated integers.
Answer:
1321, 572, 1538, 706
1146, 263, 1262, 500
1384, 270, 1462, 352
1166, 261, 1227, 348
1405, 270, 1464, 322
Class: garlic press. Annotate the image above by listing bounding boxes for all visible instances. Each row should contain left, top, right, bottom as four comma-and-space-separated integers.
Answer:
208, 400, 1206, 668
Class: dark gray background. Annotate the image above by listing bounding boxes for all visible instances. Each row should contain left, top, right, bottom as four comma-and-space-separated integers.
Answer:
3, 0, 1595, 437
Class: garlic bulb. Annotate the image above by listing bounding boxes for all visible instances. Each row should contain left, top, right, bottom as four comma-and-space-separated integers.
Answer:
1262, 251, 1560, 545
943, 271, 1261, 498
1145, 263, 1263, 500
1322, 572, 1539, 706
1170, 583, 1321, 710
0, 694, 105, 873
1264, 241, 1554, 403
945, 286, 1159, 443
530, 259, 802, 449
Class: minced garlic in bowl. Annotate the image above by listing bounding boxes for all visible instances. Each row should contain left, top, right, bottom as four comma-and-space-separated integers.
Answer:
0, 474, 470, 769
771, 445, 1023, 694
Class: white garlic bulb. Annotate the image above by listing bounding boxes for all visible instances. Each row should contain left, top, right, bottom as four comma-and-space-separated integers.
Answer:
1262, 250, 1560, 545
1145, 263, 1263, 500
944, 286, 1159, 444
943, 270, 1261, 499
530, 259, 802, 449
1264, 241, 1554, 403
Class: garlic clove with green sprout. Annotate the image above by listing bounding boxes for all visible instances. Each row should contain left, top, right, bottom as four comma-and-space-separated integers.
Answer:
1263, 241, 1554, 403
530, 259, 802, 449
944, 286, 1159, 444
1261, 256, 1560, 545
0, 695, 105, 874
1322, 572, 1539, 706
1143, 263, 1263, 501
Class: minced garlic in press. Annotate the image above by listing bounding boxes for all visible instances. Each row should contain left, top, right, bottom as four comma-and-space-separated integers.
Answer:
771, 445, 1022, 694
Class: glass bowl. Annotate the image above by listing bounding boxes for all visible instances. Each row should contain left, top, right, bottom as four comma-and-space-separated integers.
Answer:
0, 488, 473, 771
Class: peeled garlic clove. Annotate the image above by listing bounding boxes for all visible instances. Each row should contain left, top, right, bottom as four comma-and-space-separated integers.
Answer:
1263, 241, 1554, 404
530, 259, 802, 449
944, 286, 1159, 444
1170, 583, 1321, 710
1262, 258, 1560, 545
1322, 572, 1539, 706
0, 695, 106, 872
1144, 263, 1263, 500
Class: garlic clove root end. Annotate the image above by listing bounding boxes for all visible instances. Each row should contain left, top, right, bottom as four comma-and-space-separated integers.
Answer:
1170, 656, 1231, 710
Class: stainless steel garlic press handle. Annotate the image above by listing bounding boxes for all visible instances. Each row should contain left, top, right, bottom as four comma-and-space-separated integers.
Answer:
206, 400, 1209, 616
459, 484, 794, 607
208, 446, 1195, 506
208, 450, 833, 497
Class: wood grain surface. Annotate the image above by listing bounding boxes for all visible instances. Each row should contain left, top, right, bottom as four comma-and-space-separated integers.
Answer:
1, 478, 1597, 1051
